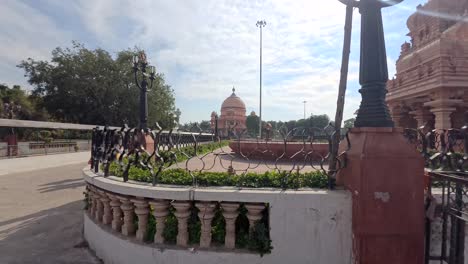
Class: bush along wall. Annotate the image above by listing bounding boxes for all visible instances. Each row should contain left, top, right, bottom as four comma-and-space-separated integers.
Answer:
108, 162, 328, 189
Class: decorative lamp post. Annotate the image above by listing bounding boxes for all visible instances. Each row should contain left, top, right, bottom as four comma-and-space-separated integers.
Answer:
133, 51, 156, 130
334, 2, 425, 264
303, 100, 307, 120
256, 20, 266, 138
339, 0, 402, 127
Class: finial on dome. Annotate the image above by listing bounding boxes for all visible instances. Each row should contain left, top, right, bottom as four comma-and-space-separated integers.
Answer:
232, 86, 235, 93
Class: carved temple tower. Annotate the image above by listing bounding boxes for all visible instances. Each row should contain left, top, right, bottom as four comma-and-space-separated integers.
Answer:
386, 0, 468, 129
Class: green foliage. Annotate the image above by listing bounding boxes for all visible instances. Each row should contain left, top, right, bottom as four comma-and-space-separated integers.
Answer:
18, 41, 179, 128
246, 115, 259, 137
110, 162, 328, 189
179, 120, 212, 132
38, 130, 53, 143
211, 209, 226, 244
0, 84, 49, 121
343, 118, 355, 129
146, 213, 156, 242
248, 221, 273, 256
163, 209, 178, 244
188, 207, 201, 244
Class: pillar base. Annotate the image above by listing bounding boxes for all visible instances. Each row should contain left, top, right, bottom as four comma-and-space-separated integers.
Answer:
337, 127, 424, 264
140, 134, 155, 153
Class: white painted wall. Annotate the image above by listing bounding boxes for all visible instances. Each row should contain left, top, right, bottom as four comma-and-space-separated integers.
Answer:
83, 168, 353, 264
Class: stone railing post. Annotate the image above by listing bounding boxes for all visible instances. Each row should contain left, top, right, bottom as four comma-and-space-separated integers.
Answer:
195, 202, 217, 248
108, 194, 123, 231
245, 203, 265, 235
99, 190, 112, 225
149, 200, 170, 244
118, 196, 135, 236
88, 187, 96, 217
172, 201, 191, 247
132, 198, 150, 242
221, 202, 240, 249
95, 191, 104, 222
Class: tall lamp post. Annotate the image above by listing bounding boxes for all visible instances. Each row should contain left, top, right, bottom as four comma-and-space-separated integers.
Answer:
303, 100, 307, 120
133, 51, 156, 130
256, 20, 266, 138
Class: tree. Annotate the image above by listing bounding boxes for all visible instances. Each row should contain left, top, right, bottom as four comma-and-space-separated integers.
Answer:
343, 118, 355, 129
18, 42, 179, 128
0, 84, 48, 120
309, 114, 330, 129
199, 120, 211, 132
246, 115, 259, 136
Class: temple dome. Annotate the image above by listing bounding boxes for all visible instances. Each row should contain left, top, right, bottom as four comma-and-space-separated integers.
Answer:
221, 88, 246, 110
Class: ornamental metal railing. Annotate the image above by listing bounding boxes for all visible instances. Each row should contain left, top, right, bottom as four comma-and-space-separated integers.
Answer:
404, 125, 468, 264
90, 123, 350, 189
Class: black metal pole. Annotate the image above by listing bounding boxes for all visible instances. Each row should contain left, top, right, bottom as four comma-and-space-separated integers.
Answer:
353, 0, 399, 127
139, 73, 148, 130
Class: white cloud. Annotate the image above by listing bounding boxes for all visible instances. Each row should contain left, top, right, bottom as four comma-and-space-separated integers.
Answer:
0, 0, 419, 124
0, 0, 73, 87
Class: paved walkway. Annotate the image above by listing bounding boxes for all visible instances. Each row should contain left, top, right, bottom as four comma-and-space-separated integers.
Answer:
0, 152, 90, 175
170, 147, 324, 173
0, 154, 100, 264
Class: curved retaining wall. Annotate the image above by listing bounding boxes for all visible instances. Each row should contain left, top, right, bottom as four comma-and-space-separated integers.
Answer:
83, 168, 352, 264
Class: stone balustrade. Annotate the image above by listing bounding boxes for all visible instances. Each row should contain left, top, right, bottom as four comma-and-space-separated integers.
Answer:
86, 184, 266, 249
82, 167, 353, 264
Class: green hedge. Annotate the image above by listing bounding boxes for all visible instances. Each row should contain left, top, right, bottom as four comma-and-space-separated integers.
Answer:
109, 163, 328, 189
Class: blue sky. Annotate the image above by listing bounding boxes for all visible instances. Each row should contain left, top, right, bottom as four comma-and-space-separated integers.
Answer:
0, 0, 426, 124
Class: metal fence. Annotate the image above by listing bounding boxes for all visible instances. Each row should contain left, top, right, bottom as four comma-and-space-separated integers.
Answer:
405, 127, 468, 264
90, 124, 350, 188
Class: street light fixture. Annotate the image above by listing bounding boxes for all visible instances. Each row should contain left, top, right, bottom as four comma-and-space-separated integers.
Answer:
256, 20, 266, 138
303, 100, 307, 120
133, 51, 156, 130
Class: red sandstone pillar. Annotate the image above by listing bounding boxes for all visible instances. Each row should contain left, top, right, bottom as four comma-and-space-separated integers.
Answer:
337, 127, 425, 264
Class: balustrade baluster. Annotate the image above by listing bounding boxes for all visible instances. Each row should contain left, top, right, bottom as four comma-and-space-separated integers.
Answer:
196, 202, 217, 248
245, 203, 265, 235
108, 193, 123, 231
118, 196, 136, 236
132, 198, 150, 242
149, 200, 170, 244
221, 202, 240, 249
172, 201, 191, 246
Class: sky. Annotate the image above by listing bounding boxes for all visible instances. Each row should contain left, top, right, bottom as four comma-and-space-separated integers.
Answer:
0, 0, 427, 124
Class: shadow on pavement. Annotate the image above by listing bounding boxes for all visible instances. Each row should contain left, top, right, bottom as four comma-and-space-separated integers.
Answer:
37, 178, 85, 193
0, 201, 101, 264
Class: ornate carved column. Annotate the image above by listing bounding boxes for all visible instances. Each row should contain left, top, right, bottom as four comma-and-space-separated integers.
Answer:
99, 190, 112, 225
132, 198, 150, 242
118, 196, 135, 236
431, 108, 455, 129
108, 194, 123, 231
221, 202, 240, 249
172, 201, 191, 247
424, 99, 462, 129
409, 107, 432, 128
149, 200, 170, 244
195, 202, 217, 248
245, 204, 265, 235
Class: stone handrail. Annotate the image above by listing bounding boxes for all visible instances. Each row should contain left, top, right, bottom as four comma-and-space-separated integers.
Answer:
84, 168, 269, 249
82, 168, 352, 264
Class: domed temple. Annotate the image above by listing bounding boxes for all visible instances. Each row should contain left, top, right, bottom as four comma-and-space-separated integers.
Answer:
210, 88, 247, 137
386, 0, 468, 129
